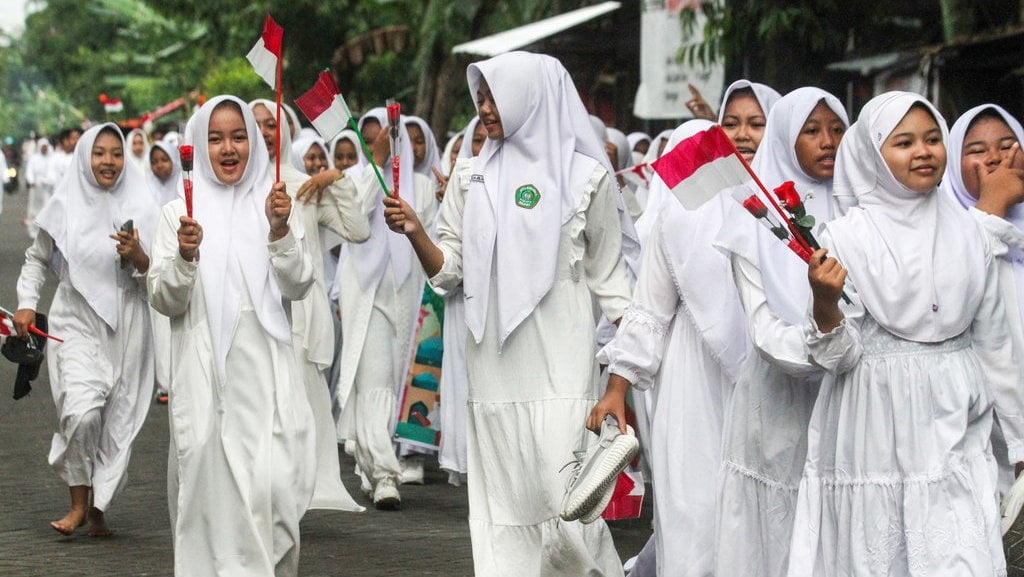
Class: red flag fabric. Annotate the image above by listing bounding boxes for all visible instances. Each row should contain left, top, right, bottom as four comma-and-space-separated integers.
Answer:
246, 15, 284, 89
295, 71, 356, 142
650, 125, 751, 210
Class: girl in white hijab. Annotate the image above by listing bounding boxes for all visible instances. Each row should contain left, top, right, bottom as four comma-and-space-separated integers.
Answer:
713, 87, 848, 577
25, 137, 55, 238
335, 110, 438, 509
248, 98, 368, 514
593, 119, 751, 577
404, 115, 443, 179
627, 131, 650, 166
291, 136, 329, 175
943, 104, 1024, 498
14, 123, 157, 537
125, 128, 150, 174
148, 95, 318, 576
383, 51, 634, 577
790, 91, 1024, 576
146, 141, 181, 206
329, 129, 368, 176
718, 79, 782, 163
146, 141, 182, 403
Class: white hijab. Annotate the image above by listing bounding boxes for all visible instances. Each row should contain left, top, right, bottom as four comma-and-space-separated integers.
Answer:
35, 123, 158, 330
605, 127, 631, 174
653, 121, 749, 380
627, 131, 649, 166
717, 79, 782, 124
715, 87, 846, 325
328, 129, 368, 177
126, 128, 150, 174
186, 95, 291, 379
146, 140, 182, 206
290, 136, 328, 175
636, 120, 715, 245
827, 91, 985, 342
457, 116, 482, 159
347, 113, 417, 291
404, 115, 443, 178
943, 104, 1024, 324
462, 51, 627, 345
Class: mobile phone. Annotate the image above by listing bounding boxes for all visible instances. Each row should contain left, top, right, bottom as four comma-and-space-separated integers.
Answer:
120, 219, 134, 233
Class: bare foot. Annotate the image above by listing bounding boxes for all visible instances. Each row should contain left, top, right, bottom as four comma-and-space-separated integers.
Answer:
50, 509, 87, 536
86, 507, 112, 537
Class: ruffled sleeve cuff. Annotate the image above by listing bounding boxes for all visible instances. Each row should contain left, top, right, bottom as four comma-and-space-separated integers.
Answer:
804, 317, 862, 375
970, 207, 1024, 256
597, 305, 671, 391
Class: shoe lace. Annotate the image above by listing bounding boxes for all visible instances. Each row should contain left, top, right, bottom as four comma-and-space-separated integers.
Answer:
559, 450, 588, 493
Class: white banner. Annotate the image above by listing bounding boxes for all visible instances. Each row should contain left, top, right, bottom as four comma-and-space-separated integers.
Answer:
633, 2, 724, 120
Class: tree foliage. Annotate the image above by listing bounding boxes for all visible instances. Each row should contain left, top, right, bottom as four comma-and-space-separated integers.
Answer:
2, 0, 619, 140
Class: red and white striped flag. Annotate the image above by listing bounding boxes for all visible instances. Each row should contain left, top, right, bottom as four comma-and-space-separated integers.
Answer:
650, 125, 751, 210
295, 70, 355, 142
246, 15, 284, 89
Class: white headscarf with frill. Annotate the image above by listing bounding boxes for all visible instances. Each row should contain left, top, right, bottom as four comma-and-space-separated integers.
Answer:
463, 51, 636, 345
827, 91, 985, 342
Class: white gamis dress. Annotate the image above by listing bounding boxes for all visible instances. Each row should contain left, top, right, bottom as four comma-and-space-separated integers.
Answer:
431, 158, 631, 576
598, 194, 749, 577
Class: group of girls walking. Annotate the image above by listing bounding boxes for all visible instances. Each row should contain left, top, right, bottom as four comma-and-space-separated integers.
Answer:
9, 46, 1024, 577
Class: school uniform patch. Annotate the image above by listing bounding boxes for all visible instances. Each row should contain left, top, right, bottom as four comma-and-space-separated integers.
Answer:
514, 184, 541, 209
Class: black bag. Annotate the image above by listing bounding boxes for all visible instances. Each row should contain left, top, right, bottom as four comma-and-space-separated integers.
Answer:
2, 313, 49, 400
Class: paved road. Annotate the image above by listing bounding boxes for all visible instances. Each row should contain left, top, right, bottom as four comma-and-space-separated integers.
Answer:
0, 186, 653, 576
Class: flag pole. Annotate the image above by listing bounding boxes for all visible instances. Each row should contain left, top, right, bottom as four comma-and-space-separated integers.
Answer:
348, 118, 393, 198
274, 44, 282, 183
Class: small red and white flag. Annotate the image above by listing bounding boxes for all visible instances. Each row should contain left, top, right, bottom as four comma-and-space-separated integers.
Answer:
103, 99, 124, 114
246, 14, 284, 89
295, 70, 355, 142
650, 125, 751, 210
0, 316, 13, 338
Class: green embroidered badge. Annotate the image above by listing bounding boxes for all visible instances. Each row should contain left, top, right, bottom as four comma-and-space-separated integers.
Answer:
514, 184, 541, 209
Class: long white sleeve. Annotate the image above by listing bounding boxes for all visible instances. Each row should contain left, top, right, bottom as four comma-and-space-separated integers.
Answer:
17, 231, 55, 311
598, 216, 678, 390
731, 253, 820, 377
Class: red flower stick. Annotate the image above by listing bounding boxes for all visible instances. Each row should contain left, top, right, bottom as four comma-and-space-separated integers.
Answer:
386, 99, 401, 199
736, 191, 850, 304
179, 145, 195, 218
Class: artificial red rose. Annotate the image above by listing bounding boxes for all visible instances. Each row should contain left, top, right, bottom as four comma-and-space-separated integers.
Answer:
773, 181, 801, 210
742, 194, 768, 219
178, 145, 194, 172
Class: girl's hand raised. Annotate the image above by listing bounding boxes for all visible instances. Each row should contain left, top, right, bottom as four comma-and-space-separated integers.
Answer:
177, 216, 203, 262
266, 181, 291, 241
809, 248, 846, 333
383, 196, 423, 237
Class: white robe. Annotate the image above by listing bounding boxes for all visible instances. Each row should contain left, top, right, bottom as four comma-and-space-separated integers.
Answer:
17, 230, 154, 511
598, 197, 749, 577
787, 226, 1023, 576
714, 252, 823, 577
149, 199, 317, 577
335, 169, 437, 484
430, 161, 632, 577
282, 167, 369, 512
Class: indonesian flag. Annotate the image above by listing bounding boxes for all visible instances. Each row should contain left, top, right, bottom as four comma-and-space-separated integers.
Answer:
104, 99, 124, 113
650, 125, 751, 210
0, 316, 12, 337
295, 70, 355, 141
246, 15, 284, 89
